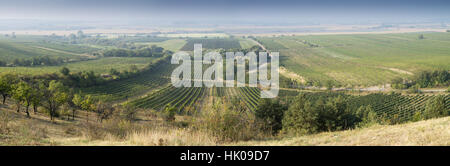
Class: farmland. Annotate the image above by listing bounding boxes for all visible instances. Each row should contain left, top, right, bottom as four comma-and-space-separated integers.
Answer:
0, 31, 448, 146
180, 38, 241, 51
0, 57, 157, 75
79, 58, 175, 101
257, 32, 450, 86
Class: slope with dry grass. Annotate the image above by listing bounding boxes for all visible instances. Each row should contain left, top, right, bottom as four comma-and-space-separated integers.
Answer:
231, 117, 450, 146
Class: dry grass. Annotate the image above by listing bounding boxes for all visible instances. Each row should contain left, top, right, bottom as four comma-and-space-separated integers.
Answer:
231, 117, 450, 146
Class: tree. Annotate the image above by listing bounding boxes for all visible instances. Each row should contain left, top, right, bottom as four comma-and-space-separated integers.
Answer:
80, 95, 95, 122
42, 81, 69, 121
60, 67, 70, 76
255, 98, 287, 134
71, 93, 83, 120
282, 94, 319, 135
0, 74, 17, 104
93, 101, 114, 122
30, 81, 44, 114
12, 81, 33, 117
418, 34, 425, 39
424, 95, 448, 119
162, 104, 176, 122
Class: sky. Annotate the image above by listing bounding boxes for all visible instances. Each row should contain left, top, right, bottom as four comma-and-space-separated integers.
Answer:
0, 0, 449, 24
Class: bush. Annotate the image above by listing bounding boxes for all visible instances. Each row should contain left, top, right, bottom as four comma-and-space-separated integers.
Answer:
281, 95, 319, 135
282, 94, 361, 135
162, 105, 176, 122
193, 99, 267, 142
424, 95, 448, 119
255, 99, 287, 134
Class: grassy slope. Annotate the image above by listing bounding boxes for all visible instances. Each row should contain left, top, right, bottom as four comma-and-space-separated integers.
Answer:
259, 32, 450, 86
232, 117, 450, 146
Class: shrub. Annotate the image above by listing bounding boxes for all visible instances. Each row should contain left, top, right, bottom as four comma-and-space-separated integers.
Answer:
193, 99, 267, 142
162, 105, 176, 122
424, 95, 448, 119
282, 94, 361, 135
255, 99, 287, 134
281, 95, 319, 135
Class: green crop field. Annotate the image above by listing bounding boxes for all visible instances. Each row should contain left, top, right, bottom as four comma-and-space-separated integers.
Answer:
258, 32, 450, 86
0, 57, 157, 75
239, 38, 258, 49
181, 38, 241, 51
135, 39, 187, 51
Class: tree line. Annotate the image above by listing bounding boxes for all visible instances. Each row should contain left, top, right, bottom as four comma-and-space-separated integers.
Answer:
0, 56, 80, 67
102, 45, 170, 58
392, 70, 449, 89
255, 93, 448, 136
0, 73, 136, 122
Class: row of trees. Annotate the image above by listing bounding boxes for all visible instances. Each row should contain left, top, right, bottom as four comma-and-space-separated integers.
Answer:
392, 70, 449, 89
0, 73, 121, 122
0, 56, 72, 67
255, 93, 448, 136
102, 45, 169, 58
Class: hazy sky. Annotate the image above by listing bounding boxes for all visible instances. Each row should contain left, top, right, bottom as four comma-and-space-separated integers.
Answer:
1, 0, 449, 23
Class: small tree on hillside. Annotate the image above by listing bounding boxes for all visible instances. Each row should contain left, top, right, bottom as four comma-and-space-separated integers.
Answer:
0, 74, 18, 104
42, 81, 69, 121
12, 81, 34, 117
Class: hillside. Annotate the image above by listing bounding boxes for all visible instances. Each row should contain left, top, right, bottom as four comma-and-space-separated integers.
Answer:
232, 116, 450, 146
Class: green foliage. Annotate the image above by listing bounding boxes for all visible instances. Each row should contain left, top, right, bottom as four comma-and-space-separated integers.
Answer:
193, 99, 266, 142
418, 34, 425, 39
60, 67, 70, 76
0, 73, 18, 104
41, 80, 69, 120
424, 95, 448, 119
414, 70, 449, 88
162, 105, 177, 122
255, 99, 287, 134
102, 45, 169, 57
282, 95, 319, 135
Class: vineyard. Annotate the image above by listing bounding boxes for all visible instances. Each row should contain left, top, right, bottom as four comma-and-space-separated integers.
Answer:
209, 87, 261, 110
80, 59, 175, 101
129, 86, 207, 111
128, 86, 262, 111
347, 93, 450, 122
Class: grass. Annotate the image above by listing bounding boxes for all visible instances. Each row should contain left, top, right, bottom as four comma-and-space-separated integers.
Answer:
0, 57, 156, 75
259, 32, 450, 86
231, 116, 450, 146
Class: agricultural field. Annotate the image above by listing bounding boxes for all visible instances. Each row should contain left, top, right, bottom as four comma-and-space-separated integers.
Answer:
257, 32, 450, 86
0, 57, 157, 75
239, 38, 258, 49
135, 39, 187, 51
0, 36, 96, 62
180, 38, 241, 51
80, 59, 175, 101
